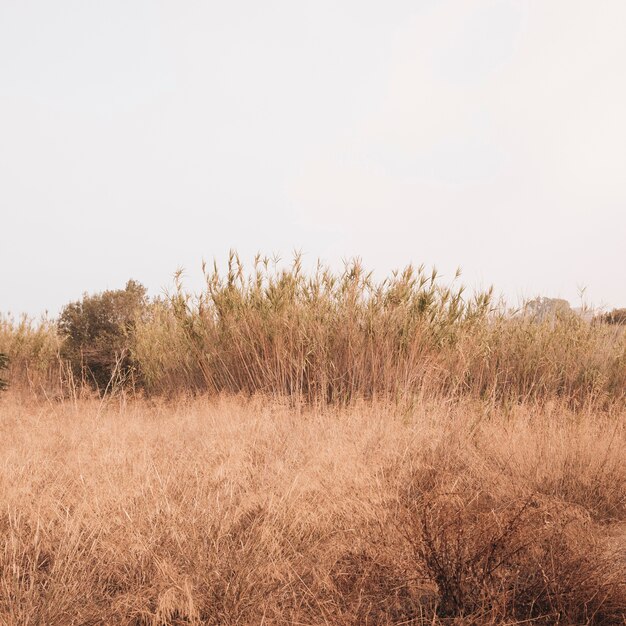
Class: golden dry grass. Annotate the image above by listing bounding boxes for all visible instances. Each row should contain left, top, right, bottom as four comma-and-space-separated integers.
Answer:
132, 256, 626, 408
1, 258, 625, 623
1, 393, 624, 625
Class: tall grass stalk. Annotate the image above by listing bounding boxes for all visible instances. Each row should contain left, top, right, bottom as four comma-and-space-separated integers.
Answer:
134, 253, 625, 407
0, 314, 65, 396
2, 254, 625, 407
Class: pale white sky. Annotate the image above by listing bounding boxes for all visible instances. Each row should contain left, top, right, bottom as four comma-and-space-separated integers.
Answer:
1, 0, 625, 315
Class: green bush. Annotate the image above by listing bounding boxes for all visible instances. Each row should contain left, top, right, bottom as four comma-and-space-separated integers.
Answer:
58, 280, 148, 391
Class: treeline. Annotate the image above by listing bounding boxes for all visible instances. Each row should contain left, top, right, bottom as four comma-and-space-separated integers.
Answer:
1, 253, 625, 407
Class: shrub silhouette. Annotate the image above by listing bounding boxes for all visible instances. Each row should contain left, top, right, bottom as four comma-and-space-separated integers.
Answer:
600, 308, 626, 325
0, 352, 8, 391
58, 280, 148, 391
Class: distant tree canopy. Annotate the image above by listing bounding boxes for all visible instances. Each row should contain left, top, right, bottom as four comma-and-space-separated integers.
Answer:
599, 308, 626, 325
58, 280, 148, 390
0, 352, 8, 391
524, 297, 572, 320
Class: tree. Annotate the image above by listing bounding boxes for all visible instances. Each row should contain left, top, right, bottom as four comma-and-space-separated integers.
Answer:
58, 280, 148, 391
524, 297, 572, 320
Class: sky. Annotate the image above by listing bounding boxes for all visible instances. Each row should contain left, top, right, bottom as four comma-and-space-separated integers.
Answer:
1, 0, 625, 315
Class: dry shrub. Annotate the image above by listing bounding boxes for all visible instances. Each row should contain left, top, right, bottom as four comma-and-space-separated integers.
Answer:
395, 404, 626, 624
401, 490, 626, 624
329, 550, 419, 625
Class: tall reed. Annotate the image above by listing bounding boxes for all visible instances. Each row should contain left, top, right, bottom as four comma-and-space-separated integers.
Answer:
0, 314, 64, 395
2, 253, 624, 406
133, 253, 626, 407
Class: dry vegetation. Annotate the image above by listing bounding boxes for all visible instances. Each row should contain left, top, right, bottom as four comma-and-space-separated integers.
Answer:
2, 254, 625, 408
1, 395, 624, 625
1, 256, 625, 624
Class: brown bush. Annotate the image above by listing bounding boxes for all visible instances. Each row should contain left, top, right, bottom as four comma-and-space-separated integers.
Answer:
401, 490, 626, 624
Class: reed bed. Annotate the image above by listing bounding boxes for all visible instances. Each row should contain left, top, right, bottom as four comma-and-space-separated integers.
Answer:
134, 254, 626, 408
2, 254, 625, 408
0, 314, 64, 395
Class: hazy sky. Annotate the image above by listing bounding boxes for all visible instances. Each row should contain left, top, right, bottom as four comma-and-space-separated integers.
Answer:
1, 0, 625, 315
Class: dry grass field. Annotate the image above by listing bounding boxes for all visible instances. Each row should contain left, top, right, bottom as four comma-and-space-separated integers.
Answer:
1, 393, 625, 625
1, 259, 625, 624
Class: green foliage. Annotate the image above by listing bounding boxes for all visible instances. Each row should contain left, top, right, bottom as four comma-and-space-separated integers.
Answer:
0, 352, 8, 391
58, 280, 148, 391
